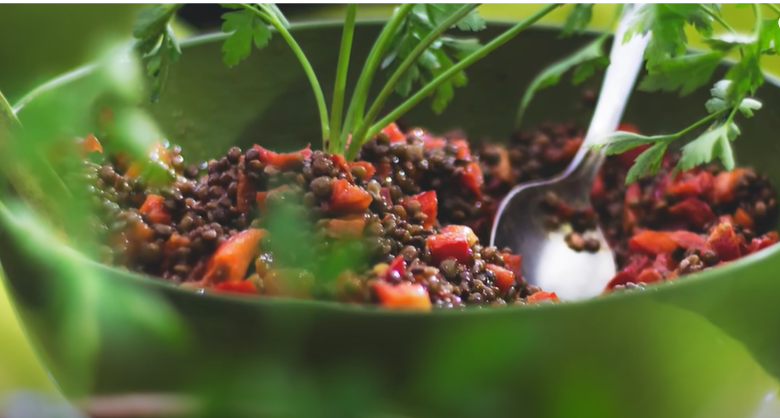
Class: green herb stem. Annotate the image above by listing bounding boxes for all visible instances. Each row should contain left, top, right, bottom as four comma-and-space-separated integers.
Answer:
350, 3, 561, 160
241, 3, 330, 145
700, 5, 736, 34
339, 3, 415, 152
676, 108, 728, 137
765, 3, 780, 16
329, 4, 358, 154
353, 3, 481, 154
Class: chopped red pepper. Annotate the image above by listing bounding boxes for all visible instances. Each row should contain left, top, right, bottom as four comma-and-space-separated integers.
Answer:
325, 216, 367, 240
201, 229, 266, 285
381, 122, 406, 144
461, 161, 484, 199
668, 198, 716, 229
526, 291, 559, 304
486, 264, 515, 292
628, 230, 706, 255
139, 194, 171, 224
667, 170, 713, 198
372, 281, 432, 311
325, 178, 372, 214
440, 224, 478, 246
213, 280, 259, 295
501, 253, 522, 278
384, 254, 406, 281
733, 207, 754, 229
253, 144, 311, 170
451, 139, 472, 159
330, 154, 355, 183
78, 134, 103, 155
709, 169, 748, 204
348, 161, 377, 179
426, 232, 472, 266
605, 255, 652, 290
404, 191, 438, 228
744, 232, 779, 254
706, 222, 742, 262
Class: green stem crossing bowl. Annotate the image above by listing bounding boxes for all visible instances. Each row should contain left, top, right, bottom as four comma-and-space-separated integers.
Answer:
2, 21, 780, 418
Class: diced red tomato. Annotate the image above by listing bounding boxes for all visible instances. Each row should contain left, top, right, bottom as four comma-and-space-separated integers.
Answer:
426, 233, 471, 265
667, 170, 713, 199
526, 291, 559, 304
706, 222, 742, 262
461, 162, 484, 199
451, 139, 472, 159
372, 282, 432, 311
486, 264, 515, 292
385, 254, 406, 281
139, 194, 171, 224
348, 161, 377, 179
79, 134, 103, 155
733, 207, 754, 229
618, 123, 639, 133
440, 224, 478, 246
628, 230, 706, 255
325, 216, 366, 239
381, 122, 406, 144
709, 169, 748, 204
213, 280, 259, 295
668, 198, 716, 229
744, 232, 779, 254
253, 144, 311, 170
405, 191, 438, 228
501, 253, 522, 278
330, 154, 355, 183
201, 229, 266, 285
605, 255, 652, 290
325, 178, 372, 214
635, 268, 664, 285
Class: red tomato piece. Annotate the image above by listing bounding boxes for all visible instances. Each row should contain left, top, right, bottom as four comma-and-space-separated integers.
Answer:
440, 224, 478, 246
486, 264, 515, 292
330, 154, 355, 183
213, 280, 259, 295
372, 281, 432, 311
461, 162, 484, 199
405, 191, 438, 228
733, 207, 754, 229
253, 144, 311, 170
325, 178, 372, 214
605, 255, 652, 290
501, 253, 522, 278
526, 291, 559, 304
201, 229, 267, 285
706, 222, 743, 262
451, 139, 472, 159
628, 230, 706, 255
635, 268, 664, 284
709, 169, 748, 205
381, 122, 406, 143
668, 198, 716, 229
426, 233, 471, 266
139, 194, 171, 224
348, 161, 377, 179
667, 170, 714, 199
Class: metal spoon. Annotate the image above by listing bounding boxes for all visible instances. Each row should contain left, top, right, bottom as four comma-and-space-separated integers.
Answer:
490, 5, 650, 301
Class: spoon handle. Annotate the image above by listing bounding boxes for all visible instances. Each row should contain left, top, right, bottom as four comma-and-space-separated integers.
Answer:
582, 3, 650, 149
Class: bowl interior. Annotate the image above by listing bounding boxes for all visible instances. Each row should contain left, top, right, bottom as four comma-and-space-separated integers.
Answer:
3, 21, 780, 418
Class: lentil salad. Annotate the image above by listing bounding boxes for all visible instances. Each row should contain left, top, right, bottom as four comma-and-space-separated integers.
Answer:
72, 117, 779, 311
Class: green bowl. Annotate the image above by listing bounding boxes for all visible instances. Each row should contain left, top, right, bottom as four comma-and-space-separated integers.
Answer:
2, 21, 780, 418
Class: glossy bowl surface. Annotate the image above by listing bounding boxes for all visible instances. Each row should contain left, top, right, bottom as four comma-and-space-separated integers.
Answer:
2, 21, 780, 418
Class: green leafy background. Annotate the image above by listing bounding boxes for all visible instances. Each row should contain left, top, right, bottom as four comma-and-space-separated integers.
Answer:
0, 3, 779, 413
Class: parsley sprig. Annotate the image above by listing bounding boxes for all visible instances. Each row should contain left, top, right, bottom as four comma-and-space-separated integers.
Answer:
133, 3, 563, 158
594, 3, 779, 183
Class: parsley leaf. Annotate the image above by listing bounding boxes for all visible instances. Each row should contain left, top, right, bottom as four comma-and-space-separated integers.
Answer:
625, 4, 712, 69
132, 4, 183, 102
383, 4, 485, 113
516, 35, 609, 126
625, 142, 669, 184
677, 123, 735, 171
639, 51, 725, 96
561, 4, 594, 37
725, 45, 763, 101
598, 131, 675, 156
759, 18, 780, 54
220, 9, 273, 67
